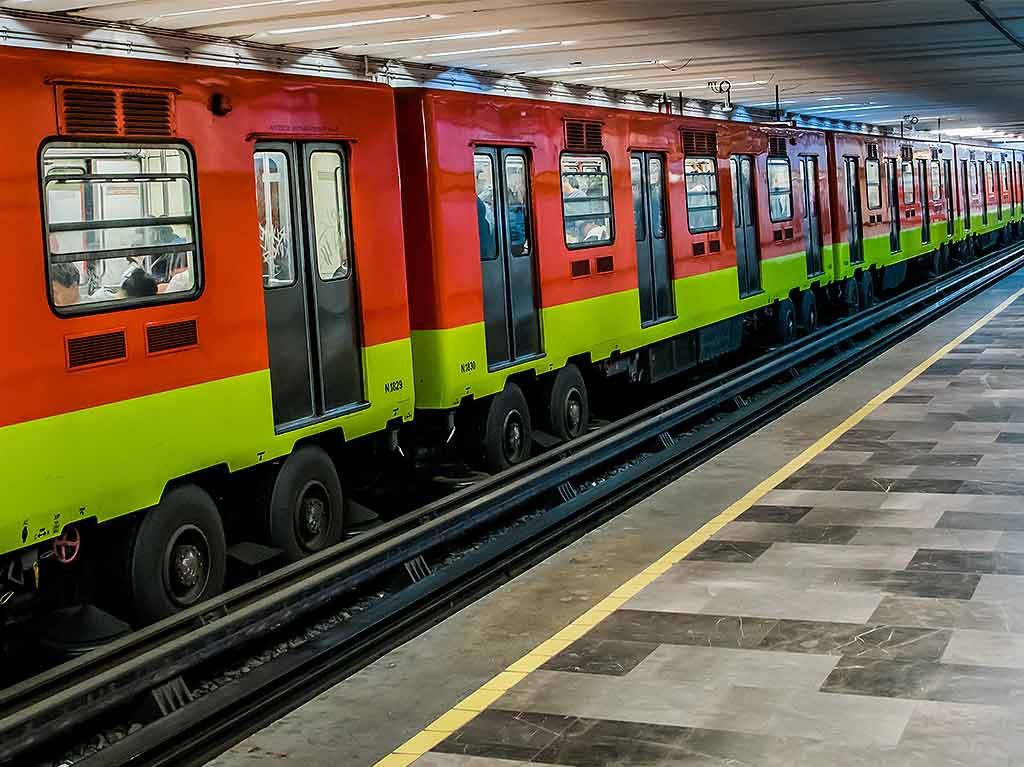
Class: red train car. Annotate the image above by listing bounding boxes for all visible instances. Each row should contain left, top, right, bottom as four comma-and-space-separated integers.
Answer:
0, 46, 414, 622
396, 88, 836, 471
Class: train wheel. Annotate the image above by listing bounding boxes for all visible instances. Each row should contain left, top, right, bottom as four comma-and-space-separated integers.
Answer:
129, 484, 226, 624
543, 364, 590, 442
857, 271, 875, 308
481, 382, 532, 473
774, 298, 796, 345
797, 291, 818, 335
268, 445, 345, 562
841, 277, 859, 316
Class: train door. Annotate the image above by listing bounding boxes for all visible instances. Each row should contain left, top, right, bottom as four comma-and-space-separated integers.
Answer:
474, 147, 541, 369
997, 162, 1004, 221
980, 162, 989, 224
631, 152, 674, 325
886, 159, 901, 251
254, 142, 365, 431
730, 155, 761, 297
844, 157, 864, 264
800, 155, 823, 276
944, 160, 955, 237
962, 160, 973, 230
918, 159, 931, 243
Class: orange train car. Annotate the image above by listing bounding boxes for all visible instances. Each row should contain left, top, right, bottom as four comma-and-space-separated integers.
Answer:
0, 46, 414, 622
396, 88, 839, 471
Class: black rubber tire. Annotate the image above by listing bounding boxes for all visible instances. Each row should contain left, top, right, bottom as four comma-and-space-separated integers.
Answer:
129, 484, 226, 625
841, 277, 859, 316
268, 445, 345, 562
481, 382, 532, 473
773, 298, 796, 345
858, 271, 875, 308
797, 290, 818, 335
542, 363, 590, 442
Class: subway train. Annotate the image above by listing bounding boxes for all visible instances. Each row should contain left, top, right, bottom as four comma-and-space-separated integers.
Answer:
1, 44, 1020, 625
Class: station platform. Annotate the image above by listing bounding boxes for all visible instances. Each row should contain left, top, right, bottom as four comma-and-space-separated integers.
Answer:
209, 269, 1024, 767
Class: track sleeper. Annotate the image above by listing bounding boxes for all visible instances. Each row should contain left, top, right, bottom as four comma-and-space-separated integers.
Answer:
404, 555, 432, 583
658, 431, 675, 449
557, 481, 578, 503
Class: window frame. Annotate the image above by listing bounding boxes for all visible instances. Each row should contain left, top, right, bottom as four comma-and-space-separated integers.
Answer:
40, 138, 204, 317
901, 161, 915, 205
684, 155, 722, 234
930, 160, 942, 202
766, 157, 794, 223
306, 146, 355, 282
865, 158, 882, 210
254, 147, 300, 289
559, 151, 615, 250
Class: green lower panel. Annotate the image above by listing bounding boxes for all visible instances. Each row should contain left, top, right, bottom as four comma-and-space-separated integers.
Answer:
0, 338, 414, 557
412, 247, 836, 409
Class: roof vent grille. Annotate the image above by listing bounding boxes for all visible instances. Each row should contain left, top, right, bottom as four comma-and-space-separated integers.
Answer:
768, 137, 787, 158
682, 130, 717, 156
900, 146, 913, 162
867, 144, 879, 160
564, 120, 603, 151
57, 84, 176, 137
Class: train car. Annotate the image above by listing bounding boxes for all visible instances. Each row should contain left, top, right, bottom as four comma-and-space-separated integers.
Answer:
0, 46, 414, 623
952, 143, 1020, 251
826, 133, 959, 301
396, 88, 837, 472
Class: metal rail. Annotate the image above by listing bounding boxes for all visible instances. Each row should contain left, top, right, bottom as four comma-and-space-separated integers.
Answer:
3, 243, 1024, 765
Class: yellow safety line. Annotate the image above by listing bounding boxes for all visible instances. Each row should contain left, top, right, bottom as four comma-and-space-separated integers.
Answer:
373, 284, 1024, 767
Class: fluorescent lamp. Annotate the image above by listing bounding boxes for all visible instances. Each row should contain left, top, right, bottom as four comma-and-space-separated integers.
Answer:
341, 29, 516, 47
524, 59, 664, 76
426, 40, 574, 57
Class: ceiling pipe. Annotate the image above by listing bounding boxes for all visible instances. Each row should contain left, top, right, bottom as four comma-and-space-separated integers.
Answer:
964, 0, 1024, 52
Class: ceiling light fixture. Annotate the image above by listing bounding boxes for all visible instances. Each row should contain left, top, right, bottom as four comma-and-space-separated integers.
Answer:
524, 59, 666, 76
260, 13, 442, 34
426, 40, 575, 57
340, 28, 516, 46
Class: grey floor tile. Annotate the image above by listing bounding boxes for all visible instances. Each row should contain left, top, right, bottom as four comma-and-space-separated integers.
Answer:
754, 542, 918, 570
711, 521, 858, 545
686, 540, 772, 563
938, 511, 1024, 532
698, 586, 883, 623
869, 596, 1024, 632
822, 656, 1024, 706
849, 527, 1001, 551
626, 644, 838, 690
760, 489, 888, 509
415, 755, 531, 767
971, 574, 1024, 602
799, 507, 945, 528
542, 637, 659, 676
738, 505, 812, 523
757, 621, 951, 660
942, 629, 1024, 668
807, 450, 873, 465
995, 532, 1024, 552
907, 549, 1024, 575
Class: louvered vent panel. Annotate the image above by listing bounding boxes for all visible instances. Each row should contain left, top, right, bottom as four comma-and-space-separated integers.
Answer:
867, 144, 879, 160
901, 146, 913, 162
565, 120, 603, 151
66, 330, 127, 369
59, 87, 118, 135
57, 84, 176, 137
986, 152, 994, 161
931, 148, 940, 160
682, 130, 717, 156
147, 319, 198, 354
768, 137, 787, 158
122, 91, 174, 136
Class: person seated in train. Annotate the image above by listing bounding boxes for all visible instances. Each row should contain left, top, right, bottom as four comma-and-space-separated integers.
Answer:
582, 220, 608, 242
562, 176, 586, 199
119, 268, 158, 299
50, 261, 81, 307
158, 252, 194, 293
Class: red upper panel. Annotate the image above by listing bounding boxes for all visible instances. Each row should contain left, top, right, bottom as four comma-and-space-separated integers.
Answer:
0, 46, 409, 429
396, 88, 831, 333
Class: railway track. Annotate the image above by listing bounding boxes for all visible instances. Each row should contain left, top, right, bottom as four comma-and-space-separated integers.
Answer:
5, 243, 1024, 767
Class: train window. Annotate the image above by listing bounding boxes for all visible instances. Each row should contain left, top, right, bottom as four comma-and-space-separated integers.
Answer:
42, 142, 200, 313
254, 151, 297, 287
1002, 161, 1011, 194
970, 161, 980, 195
931, 161, 942, 201
986, 162, 995, 195
767, 159, 793, 222
901, 162, 915, 205
648, 156, 666, 239
865, 159, 881, 209
308, 151, 351, 280
561, 154, 613, 248
474, 154, 499, 261
504, 155, 531, 257
630, 158, 646, 241
684, 157, 720, 233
